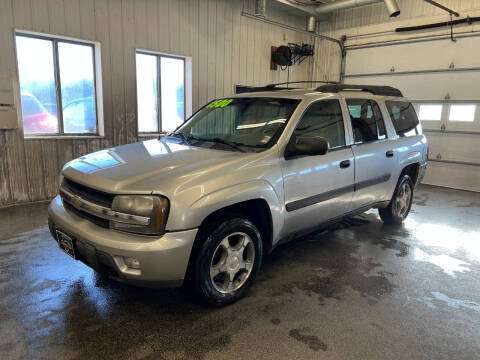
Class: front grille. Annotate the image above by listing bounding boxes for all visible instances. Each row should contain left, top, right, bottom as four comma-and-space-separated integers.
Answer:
64, 201, 110, 228
61, 178, 114, 228
62, 178, 115, 208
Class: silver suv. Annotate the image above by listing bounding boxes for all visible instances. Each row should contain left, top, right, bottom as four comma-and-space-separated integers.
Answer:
48, 84, 428, 306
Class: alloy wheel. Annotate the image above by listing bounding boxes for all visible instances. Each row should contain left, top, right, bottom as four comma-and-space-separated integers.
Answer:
209, 232, 255, 294
395, 182, 412, 218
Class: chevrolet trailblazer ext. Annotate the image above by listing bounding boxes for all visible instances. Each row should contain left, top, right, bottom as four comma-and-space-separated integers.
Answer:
48, 83, 428, 306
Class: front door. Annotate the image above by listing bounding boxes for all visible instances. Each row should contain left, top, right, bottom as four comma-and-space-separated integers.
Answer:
282, 99, 355, 236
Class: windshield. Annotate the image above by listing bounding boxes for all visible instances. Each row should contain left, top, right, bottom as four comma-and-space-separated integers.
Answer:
173, 97, 300, 151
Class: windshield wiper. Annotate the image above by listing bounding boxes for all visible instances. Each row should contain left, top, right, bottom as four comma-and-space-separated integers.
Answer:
206, 138, 246, 153
167, 132, 199, 144
166, 133, 245, 152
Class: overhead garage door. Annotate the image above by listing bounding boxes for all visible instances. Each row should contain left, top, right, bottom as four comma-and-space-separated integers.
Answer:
344, 34, 480, 192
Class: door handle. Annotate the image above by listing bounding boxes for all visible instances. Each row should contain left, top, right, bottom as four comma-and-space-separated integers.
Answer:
386, 150, 394, 158
340, 160, 351, 169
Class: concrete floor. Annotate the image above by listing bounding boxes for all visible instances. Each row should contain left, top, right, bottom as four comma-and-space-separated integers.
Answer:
1, 184, 479, 360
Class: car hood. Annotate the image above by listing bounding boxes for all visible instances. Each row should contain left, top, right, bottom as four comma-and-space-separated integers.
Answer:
62, 139, 246, 194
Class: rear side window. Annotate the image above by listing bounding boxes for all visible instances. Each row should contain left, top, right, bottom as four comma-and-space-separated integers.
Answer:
386, 101, 420, 137
347, 99, 387, 144
293, 100, 345, 149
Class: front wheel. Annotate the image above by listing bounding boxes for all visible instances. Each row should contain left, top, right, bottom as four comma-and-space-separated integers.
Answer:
379, 175, 414, 224
193, 218, 263, 307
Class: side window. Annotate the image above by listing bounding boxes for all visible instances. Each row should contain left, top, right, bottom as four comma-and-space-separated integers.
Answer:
16, 33, 101, 136
347, 99, 387, 143
136, 52, 186, 133
386, 101, 420, 137
293, 100, 345, 149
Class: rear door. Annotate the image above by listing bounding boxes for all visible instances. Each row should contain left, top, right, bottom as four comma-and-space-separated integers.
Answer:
282, 99, 355, 235
346, 98, 397, 209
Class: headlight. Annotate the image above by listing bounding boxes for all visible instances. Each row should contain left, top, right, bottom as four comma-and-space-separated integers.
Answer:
110, 195, 169, 235
58, 173, 64, 193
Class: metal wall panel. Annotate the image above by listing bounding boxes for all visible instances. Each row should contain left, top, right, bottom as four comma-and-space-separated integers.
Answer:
346, 36, 480, 77
346, 70, 480, 101
315, 0, 480, 83
319, 0, 480, 32
0, 0, 314, 207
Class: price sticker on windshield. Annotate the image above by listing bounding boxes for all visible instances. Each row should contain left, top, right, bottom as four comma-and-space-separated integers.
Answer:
207, 99, 233, 108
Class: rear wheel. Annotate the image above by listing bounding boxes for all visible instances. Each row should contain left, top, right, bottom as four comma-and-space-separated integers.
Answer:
193, 218, 263, 307
379, 175, 414, 224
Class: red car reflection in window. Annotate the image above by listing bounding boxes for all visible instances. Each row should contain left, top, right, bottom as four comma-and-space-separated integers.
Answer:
21, 93, 58, 134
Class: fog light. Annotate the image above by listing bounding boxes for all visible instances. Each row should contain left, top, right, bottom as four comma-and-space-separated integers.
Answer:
124, 257, 141, 269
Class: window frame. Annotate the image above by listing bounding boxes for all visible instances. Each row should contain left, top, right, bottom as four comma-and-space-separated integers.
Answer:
448, 104, 477, 123
15, 30, 104, 139
385, 100, 421, 137
417, 103, 443, 122
413, 102, 445, 131
413, 100, 480, 133
135, 49, 192, 136
445, 102, 480, 132
290, 99, 348, 152
346, 98, 388, 145
177, 97, 301, 151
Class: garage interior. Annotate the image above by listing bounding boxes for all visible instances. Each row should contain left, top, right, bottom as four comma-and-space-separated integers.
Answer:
1, 0, 479, 359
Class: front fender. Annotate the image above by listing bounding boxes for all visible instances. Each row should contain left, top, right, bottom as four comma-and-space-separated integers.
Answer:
165, 180, 284, 243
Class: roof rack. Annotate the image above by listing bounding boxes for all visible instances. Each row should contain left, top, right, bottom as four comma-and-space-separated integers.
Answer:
315, 84, 403, 97
243, 85, 294, 93
243, 80, 338, 93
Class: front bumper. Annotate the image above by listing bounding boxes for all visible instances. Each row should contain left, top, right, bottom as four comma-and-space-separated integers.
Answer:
417, 163, 427, 186
48, 196, 197, 288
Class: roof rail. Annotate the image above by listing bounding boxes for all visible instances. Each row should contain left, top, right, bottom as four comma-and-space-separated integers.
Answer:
243, 80, 338, 93
315, 84, 403, 97
243, 85, 293, 93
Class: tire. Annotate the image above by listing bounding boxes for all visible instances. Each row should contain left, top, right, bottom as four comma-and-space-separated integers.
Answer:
379, 175, 414, 225
193, 218, 263, 307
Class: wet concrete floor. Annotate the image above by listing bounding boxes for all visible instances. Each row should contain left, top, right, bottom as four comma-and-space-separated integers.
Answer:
1, 184, 479, 359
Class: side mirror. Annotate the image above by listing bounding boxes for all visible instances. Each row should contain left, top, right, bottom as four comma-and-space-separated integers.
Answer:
285, 135, 329, 158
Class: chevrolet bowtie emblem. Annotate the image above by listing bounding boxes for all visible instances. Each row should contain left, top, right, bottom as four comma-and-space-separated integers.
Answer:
71, 196, 82, 209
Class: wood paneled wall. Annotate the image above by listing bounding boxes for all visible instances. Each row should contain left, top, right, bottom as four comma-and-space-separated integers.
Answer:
0, 0, 319, 207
